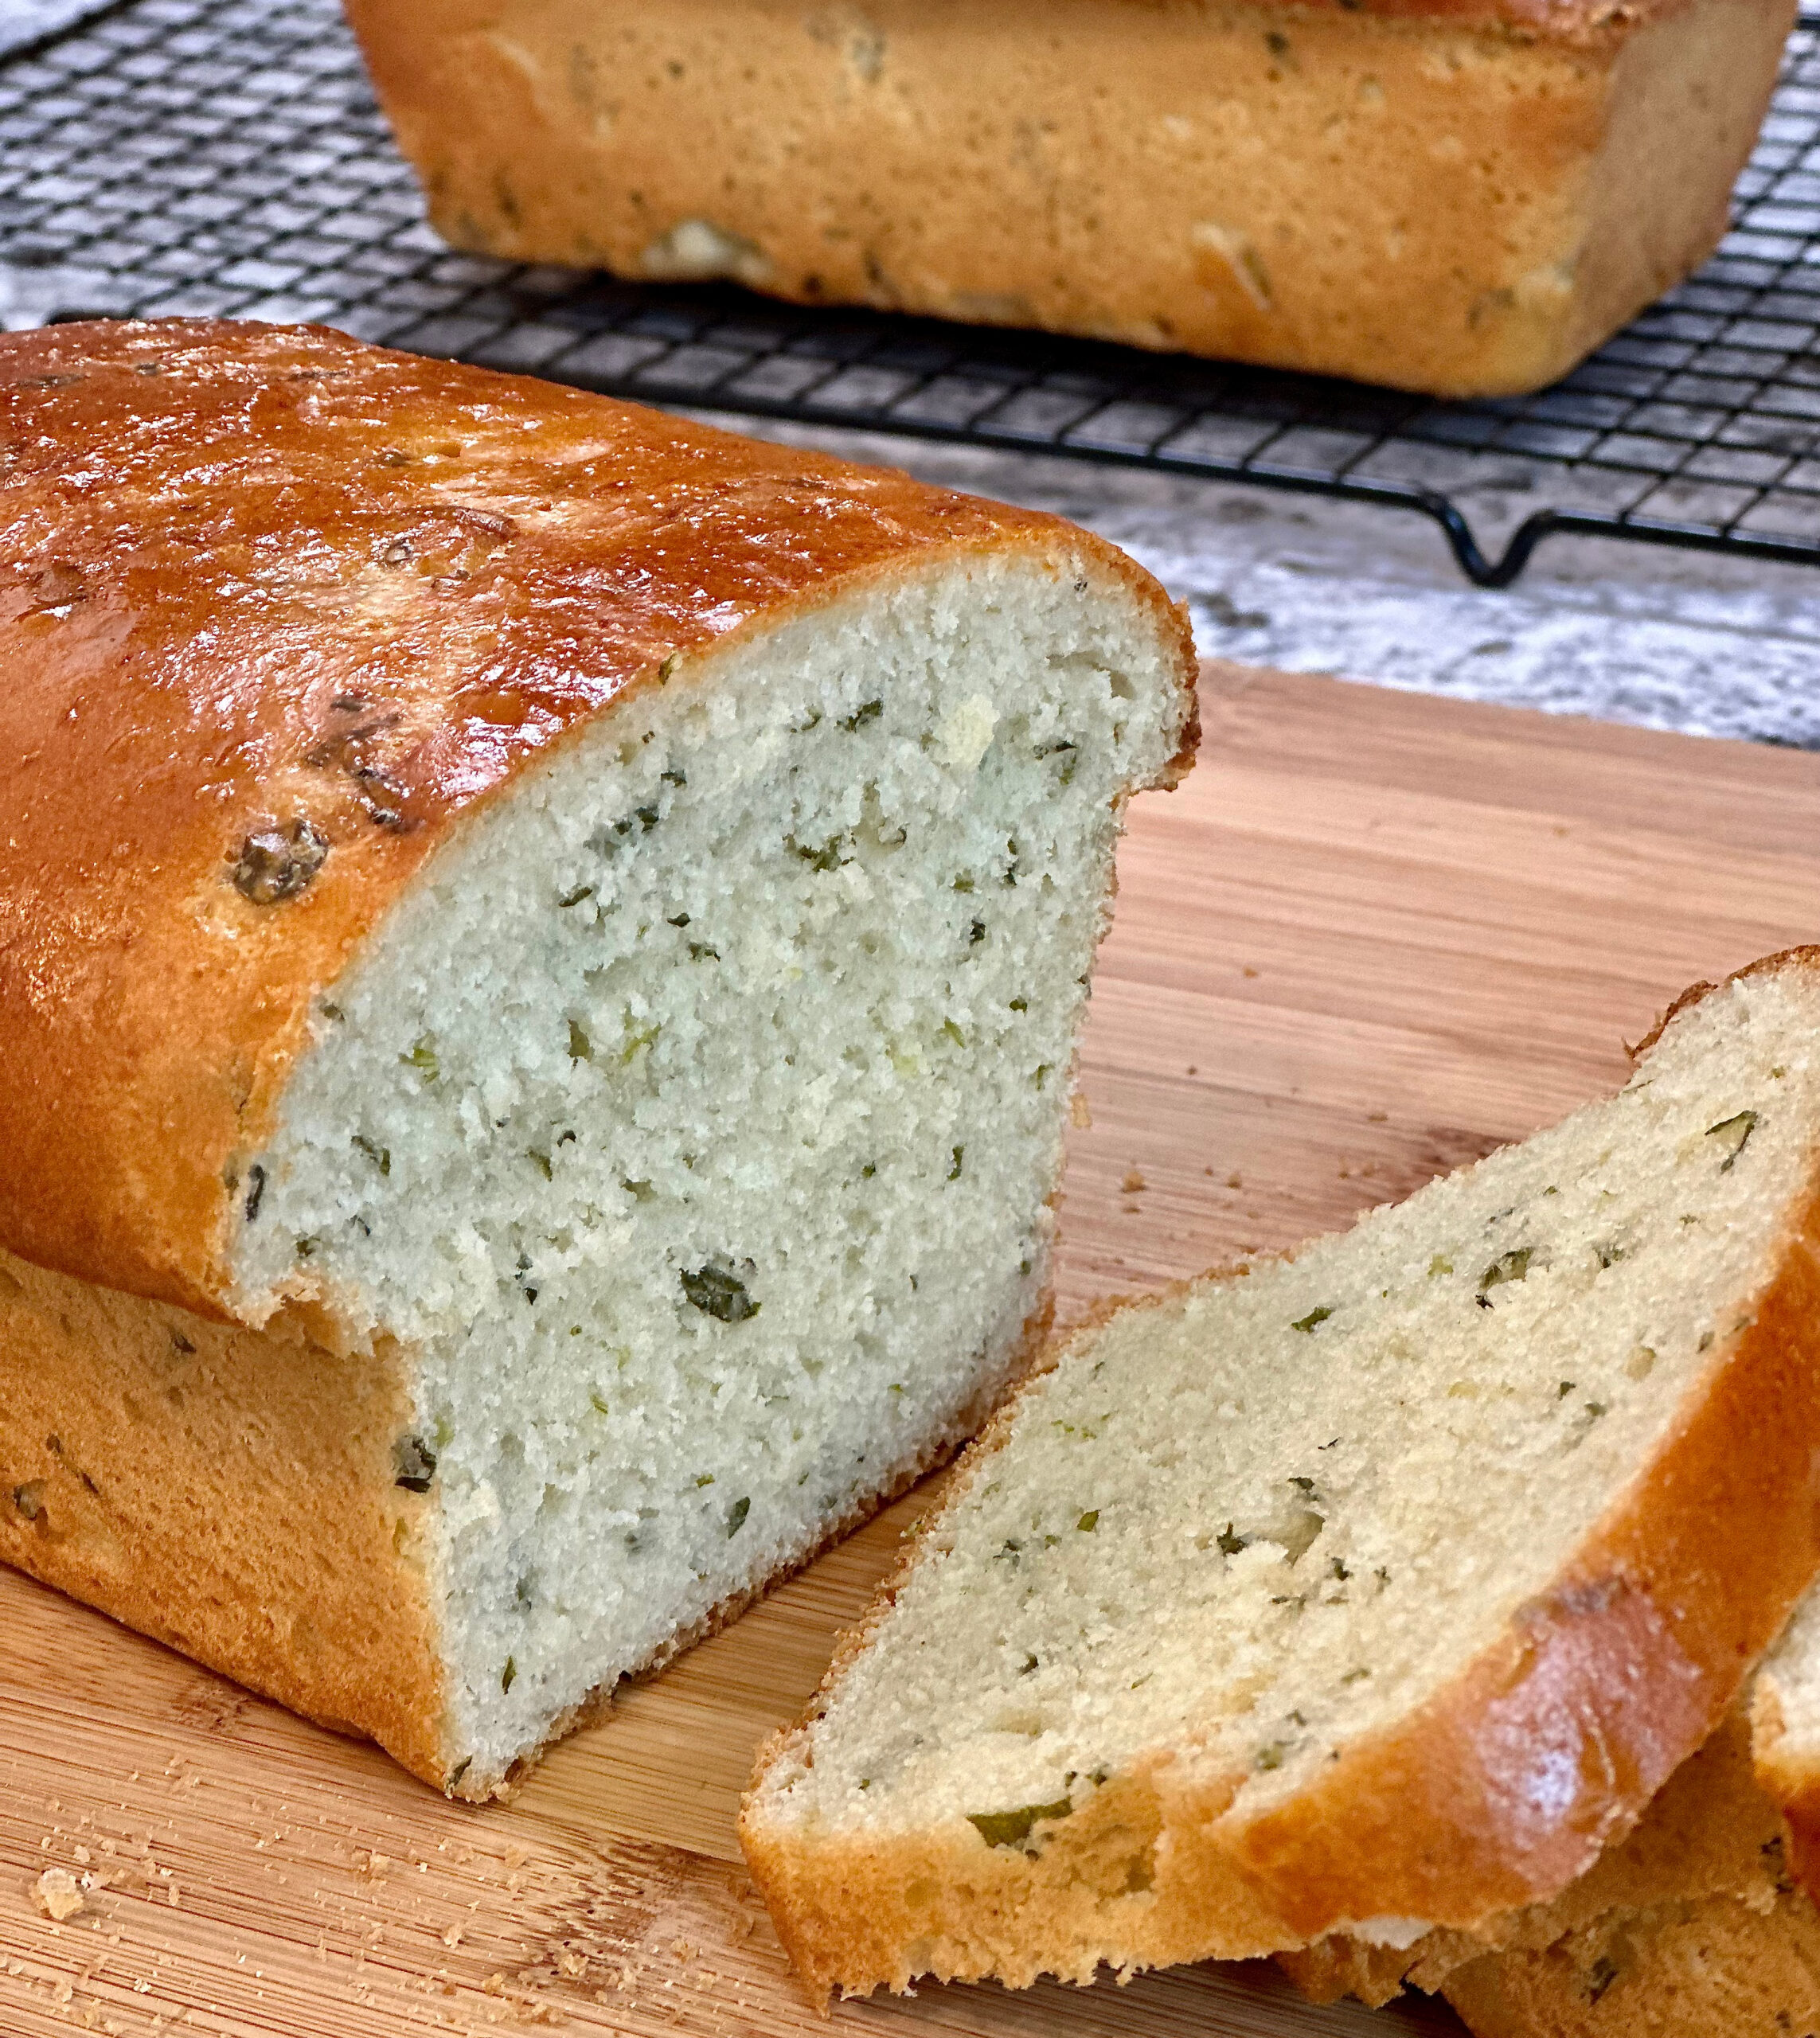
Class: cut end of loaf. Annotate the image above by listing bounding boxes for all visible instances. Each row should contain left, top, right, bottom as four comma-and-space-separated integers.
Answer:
226, 550, 1193, 1794
741, 948, 1820, 1997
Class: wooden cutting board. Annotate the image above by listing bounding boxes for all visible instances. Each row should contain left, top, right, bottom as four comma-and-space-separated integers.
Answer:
6, 664, 1820, 2038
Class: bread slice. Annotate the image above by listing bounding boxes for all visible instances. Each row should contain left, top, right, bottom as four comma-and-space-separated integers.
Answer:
1754, 1583, 1820, 1901
1436, 1705, 1820, 2038
1443, 1884, 1820, 2038
740, 950, 1820, 1997
0, 318, 1196, 1798
1281, 1586, 1820, 2030
1279, 1694, 1811, 2014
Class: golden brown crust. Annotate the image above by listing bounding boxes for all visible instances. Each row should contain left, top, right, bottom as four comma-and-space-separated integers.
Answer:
346, 0, 1791, 398
1627, 946, 1820, 1063
740, 953, 1820, 2000
1231, 1206, 1820, 1926
1751, 1648, 1820, 1906
0, 1243, 448, 1786
0, 318, 1194, 1327
1280, 1703, 1794, 2009
1439, 1824, 1820, 2037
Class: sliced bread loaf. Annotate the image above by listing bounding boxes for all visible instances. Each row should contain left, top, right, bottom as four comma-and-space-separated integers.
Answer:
740, 950, 1820, 1997
0, 318, 1196, 1798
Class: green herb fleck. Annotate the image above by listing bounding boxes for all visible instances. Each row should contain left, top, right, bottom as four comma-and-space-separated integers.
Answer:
840, 698, 883, 732
1217, 1524, 1247, 1556
942, 1018, 966, 1048
1255, 1742, 1287, 1771
401, 1035, 439, 1080
393, 1435, 438, 1493
696, 1473, 715, 1487
528, 1150, 552, 1180
567, 1017, 592, 1062
1291, 1306, 1334, 1334
557, 884, 595, 908
1009, 998, 1028, 1012
969, 919, 986, 944
661, 767, 686, 787
1342, 1667, 1371, 1685
688, 942, 720, 962
947, 1145, 964, 1181
1706, 1110, 1759, 1170
294, 1236, 318, 1260
622, 1177, 654, 1201
726, 1496, 751, 1538
787, 832, 847, 872
352, 1134, 390, 1177
952, 874, 974, 893
1427, 1255, 1452, 1278
619, 1013, 660, 1064
965, 1798, 1072, 1849
1076, 1510, 1099, 1532
1558, 1380, 1576, 1399
682, 1263, 760, 1322
502, 1656, 517, 1693
590, 1392, 610, 1417
1477, 1247, 1533, 1300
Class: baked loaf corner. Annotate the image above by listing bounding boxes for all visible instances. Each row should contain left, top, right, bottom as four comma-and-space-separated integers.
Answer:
740, 947, 1820, 1998
0, 317, 1197, 1796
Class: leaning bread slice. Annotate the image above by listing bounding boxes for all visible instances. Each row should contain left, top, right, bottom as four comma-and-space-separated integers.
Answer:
1436, 1698, 1820, 2038
0, 318, 1196, 1799
1753, 1581, 1820, 1897
740, 950, 1820, 1998
1286, 1584, 1820, 2027
1281, 1689, 1809, 2015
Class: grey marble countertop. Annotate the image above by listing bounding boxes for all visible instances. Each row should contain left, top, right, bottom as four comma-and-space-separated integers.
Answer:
698, 412, 1820, 753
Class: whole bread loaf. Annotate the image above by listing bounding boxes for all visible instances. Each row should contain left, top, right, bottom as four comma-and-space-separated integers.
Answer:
342, 0, 1792, 398
0, 316, 1196, 1798
740, 949, 1820, 1999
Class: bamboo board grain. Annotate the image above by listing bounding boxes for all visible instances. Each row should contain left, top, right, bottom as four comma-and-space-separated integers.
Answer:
5, 663, 1820, 2038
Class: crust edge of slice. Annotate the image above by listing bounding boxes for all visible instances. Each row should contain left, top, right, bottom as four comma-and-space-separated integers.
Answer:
740, 947, 1820, 2001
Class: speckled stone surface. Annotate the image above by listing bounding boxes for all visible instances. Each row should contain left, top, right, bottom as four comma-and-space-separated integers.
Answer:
0, 1, 112, 58
697, 413, 1820, 752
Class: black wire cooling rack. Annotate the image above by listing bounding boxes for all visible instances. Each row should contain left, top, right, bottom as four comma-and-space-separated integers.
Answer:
6, 0, 1820, 587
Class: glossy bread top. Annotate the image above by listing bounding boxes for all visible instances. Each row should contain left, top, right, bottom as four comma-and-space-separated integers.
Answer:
0, 318, 1193, 1325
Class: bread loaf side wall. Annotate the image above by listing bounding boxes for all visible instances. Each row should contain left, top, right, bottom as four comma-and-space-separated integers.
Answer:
0, 1247, 450, 1790
346, 0, 1787, 396
1558, 0, 1795, 387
